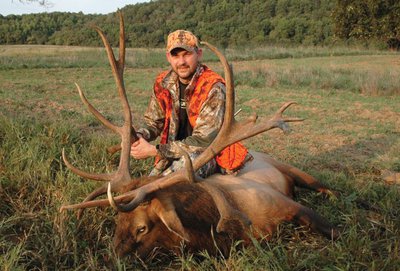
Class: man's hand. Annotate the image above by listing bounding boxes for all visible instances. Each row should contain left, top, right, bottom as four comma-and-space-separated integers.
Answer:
130, 137, 158, 159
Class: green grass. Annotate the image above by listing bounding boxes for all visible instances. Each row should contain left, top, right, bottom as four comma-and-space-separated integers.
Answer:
0, 45, 399, 270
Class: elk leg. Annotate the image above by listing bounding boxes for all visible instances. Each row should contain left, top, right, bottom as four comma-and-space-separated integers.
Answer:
197, 181, 252, 235
265, 157, 336, 196
287, 201, 339, 240
176, 147, 251, 233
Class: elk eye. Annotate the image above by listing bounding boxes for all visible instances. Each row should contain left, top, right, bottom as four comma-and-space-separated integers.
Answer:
137, 226, 146, 235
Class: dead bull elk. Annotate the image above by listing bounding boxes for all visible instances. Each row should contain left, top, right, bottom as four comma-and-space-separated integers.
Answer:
60, 12, 338, 259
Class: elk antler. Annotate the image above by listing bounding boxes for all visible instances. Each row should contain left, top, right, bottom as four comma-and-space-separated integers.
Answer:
60, 11, 139, 215
60, 14, 303, 237
72, 42, 303, 213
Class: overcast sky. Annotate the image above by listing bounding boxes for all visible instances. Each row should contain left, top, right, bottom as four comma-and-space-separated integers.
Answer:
1, 0, 150, 16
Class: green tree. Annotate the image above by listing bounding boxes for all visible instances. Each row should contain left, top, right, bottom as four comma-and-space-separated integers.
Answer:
333, 0, 400, 49
1, 0, 338, 47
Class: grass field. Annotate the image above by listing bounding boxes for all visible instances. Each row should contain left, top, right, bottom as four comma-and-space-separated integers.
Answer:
0, 45, 399, 270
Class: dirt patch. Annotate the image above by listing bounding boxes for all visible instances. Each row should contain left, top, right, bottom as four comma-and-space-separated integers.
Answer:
381, 170, 400, 185
243, 98, 268, 110
351, 102, 400, 126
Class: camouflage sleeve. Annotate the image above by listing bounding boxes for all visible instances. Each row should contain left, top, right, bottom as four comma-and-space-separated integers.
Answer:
138, 92, 165, 142
158, 82, 225, 159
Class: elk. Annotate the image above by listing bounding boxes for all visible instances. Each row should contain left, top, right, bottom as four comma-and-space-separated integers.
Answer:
60, 12, 338, 259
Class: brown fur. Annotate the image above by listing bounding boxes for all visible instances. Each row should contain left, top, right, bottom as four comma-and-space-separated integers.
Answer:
113, 151, 338, 259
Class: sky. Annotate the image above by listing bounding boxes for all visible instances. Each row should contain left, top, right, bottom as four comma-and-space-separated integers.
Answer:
1, 0, 150, 16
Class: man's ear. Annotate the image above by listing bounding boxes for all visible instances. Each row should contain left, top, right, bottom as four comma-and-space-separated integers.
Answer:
196, 48, 203, 61
151, 196, 190, 242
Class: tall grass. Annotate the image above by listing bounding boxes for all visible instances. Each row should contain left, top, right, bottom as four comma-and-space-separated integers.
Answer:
0, 114, 145, 269
230, 55, 400, 96
1, 44, 397, 70
0, 45, 399, 269
0, 45, 168, 70
224, 44, 395, 61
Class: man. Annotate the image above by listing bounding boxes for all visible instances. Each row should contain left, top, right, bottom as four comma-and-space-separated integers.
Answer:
130, 30, 250, 177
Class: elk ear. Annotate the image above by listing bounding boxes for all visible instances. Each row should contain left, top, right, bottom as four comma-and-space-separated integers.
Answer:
151, 196, 190, 242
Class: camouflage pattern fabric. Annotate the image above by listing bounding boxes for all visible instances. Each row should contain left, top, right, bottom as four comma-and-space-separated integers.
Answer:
138, 64, 225, 176
156, 151, 218, 179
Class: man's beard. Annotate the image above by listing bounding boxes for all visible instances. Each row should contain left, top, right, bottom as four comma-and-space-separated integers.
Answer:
176, 65, 194, 80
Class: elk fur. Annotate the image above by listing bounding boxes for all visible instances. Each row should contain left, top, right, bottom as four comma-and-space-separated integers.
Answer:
112, 151, 338, 259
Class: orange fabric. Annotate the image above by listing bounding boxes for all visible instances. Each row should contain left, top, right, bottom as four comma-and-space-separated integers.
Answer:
186, 67, 224, 127
153, 70, 172, 164
153, 66, 248, 170
216, 142, 248, 170
154, 70, 172, 146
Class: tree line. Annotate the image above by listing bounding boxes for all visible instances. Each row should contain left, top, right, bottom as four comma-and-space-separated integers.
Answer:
1, 0, 399, 49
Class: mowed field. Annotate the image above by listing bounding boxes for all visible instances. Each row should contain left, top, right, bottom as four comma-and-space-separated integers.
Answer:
0, 45, 399, 270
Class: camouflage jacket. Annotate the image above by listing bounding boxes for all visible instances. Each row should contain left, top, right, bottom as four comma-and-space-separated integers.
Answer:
138, 64, 226, 173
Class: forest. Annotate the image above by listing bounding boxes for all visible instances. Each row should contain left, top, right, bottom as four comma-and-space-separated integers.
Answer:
1, 0, 399, 49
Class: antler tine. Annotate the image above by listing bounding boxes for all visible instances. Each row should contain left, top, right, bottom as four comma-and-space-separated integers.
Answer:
93, 18, 130, 120
61, 183, 144, 211
75, 184, 108, 218
276, 101, 304, 122
108, 182, 121, 211
117, 11, 125, 76
277, 101, 297, 115
75, 83, 119, 133
92, 25, 121, 90
200, 41, 234, 127
273, 102, 304, 133
60, 197, 112, 211
177, 145, 196, 183
62, 149, 113, 182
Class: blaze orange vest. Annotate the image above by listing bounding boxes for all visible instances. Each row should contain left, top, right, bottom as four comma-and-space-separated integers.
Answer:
153, 66, 248, 170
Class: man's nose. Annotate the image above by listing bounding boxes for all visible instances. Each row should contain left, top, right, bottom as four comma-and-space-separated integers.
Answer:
176, 55, 186, 65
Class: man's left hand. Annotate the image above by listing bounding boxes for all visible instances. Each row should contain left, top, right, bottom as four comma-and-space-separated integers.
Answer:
130, 138, 158, 159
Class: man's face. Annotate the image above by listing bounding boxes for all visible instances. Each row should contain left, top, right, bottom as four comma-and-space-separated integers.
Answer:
166, 48, 202, 84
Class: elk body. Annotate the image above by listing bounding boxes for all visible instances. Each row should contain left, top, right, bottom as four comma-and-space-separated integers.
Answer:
113, 151, 337, 258
61, 12, 338, 260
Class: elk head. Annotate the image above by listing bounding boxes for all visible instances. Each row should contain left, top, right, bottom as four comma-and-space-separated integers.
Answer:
112, 194, 187, 258
112, 182, 240, 259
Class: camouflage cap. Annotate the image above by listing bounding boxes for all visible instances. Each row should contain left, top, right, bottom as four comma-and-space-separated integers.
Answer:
166, 30, 199, 53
